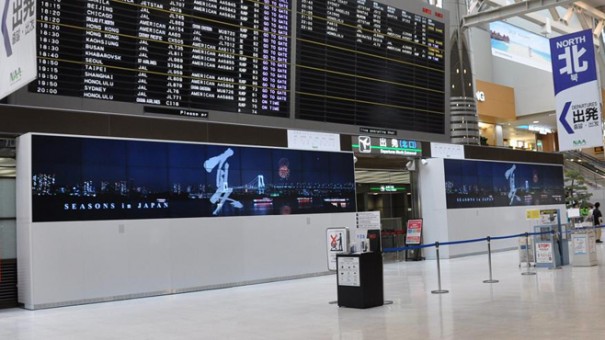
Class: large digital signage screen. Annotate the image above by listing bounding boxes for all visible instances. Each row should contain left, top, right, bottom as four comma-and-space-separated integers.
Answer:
444, 159, 564, 209
31, 135, 356, 222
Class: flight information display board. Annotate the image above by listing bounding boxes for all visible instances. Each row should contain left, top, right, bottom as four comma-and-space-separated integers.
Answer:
33, 0, 290, 117
296, 0, 446, 134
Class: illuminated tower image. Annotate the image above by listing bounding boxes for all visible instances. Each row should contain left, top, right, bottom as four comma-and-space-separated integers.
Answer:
278, 158, 290, 180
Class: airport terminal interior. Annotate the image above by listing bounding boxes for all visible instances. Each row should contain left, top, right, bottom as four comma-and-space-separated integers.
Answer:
4, 0, 605, 339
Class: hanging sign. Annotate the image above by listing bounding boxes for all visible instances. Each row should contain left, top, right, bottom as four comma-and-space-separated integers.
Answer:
550, 30, 603, 151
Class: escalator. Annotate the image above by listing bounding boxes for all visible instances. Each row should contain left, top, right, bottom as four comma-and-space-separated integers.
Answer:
562, 150, 605, 196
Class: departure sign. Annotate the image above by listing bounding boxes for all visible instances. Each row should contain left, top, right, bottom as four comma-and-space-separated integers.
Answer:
33, 0, 290, 117
296, 0, 446, 134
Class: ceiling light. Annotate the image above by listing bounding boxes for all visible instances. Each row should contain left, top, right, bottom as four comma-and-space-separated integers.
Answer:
533, 120, 539, 124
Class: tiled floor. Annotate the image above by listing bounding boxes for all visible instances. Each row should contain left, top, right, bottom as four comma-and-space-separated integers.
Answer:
2, 247, 605, 339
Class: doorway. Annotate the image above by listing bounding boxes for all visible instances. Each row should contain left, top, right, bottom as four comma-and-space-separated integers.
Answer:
355, 170, 413, 261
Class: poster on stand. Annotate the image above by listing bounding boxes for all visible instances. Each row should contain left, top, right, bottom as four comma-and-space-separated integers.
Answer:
535, 242, 553, 263
327, 228, 348, 271
573, 235, 587, 255
405, 219, 423, 245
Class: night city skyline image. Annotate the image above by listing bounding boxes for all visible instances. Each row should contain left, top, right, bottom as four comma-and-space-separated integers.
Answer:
444, 159, 565, 209
31, 135, 356, 222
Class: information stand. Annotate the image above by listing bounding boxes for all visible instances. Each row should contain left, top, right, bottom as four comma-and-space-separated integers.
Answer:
336, 252, 384, 309
571, 229, 598, 267
568, 208, 598, 267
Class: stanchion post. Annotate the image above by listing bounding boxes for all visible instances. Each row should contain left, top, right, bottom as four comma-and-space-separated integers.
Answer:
521, 232, 536, 276
431, 242, 449, 294
483, 236, 499, 283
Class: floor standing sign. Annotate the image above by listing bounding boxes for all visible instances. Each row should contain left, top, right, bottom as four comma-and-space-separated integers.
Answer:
405, 219, 423, 245
549, 29, 604, 151
405, 219, 423, 261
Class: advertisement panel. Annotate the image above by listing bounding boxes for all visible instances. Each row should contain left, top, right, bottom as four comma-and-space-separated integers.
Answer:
550, 29, 604, 151
0, 0, 36, 99
31, 135, 356, 222
535, 242, 553, 263
490, 21, 551, 72
405, 219, 423, 245
444, 159, 564, 209
327, 228, 348, 271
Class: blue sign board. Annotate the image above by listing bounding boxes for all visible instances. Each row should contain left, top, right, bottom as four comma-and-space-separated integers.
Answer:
550, 29, 597, 94
549, 29, 603, 151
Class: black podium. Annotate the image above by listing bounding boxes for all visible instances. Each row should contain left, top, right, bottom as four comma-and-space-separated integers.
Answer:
336, 252, 384, 308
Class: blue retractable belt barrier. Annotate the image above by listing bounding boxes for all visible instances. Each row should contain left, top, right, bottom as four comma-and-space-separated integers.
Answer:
382, 229, 563, 253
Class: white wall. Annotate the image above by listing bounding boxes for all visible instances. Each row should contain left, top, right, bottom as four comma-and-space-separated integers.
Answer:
21, 214, 353, 309
469, 27, 494, 83
16, 135, 33, 307
419, 158, 449, 259
446, 205, 565, 258
492, 57, 554, 116
17, 134, 356, 309
419, 158, 566, 259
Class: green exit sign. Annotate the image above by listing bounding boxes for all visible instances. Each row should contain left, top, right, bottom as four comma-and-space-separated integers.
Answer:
352, 136, 422, 157
370, 185, 407, 192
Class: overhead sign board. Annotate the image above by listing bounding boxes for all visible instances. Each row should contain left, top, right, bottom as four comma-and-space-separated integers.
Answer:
430, 142, 465, 159
550, 30, 604, 151
0, 0, 37, 100
352, 136, 422, 157
287, 130, 341, 151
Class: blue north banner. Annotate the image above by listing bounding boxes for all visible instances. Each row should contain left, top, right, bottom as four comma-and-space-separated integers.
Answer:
550, 29, 603, 151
